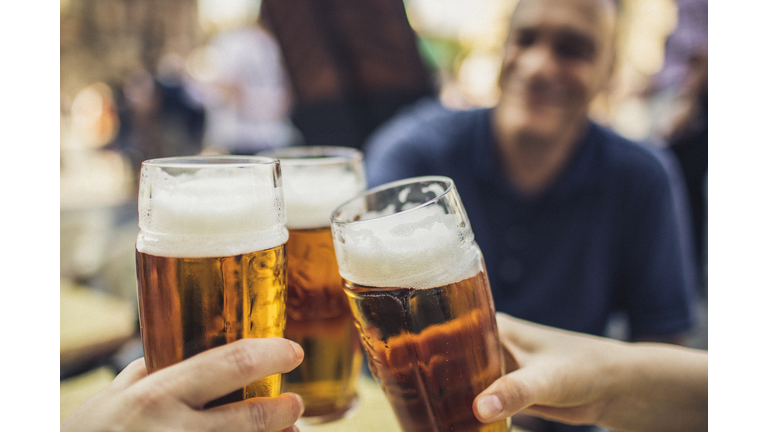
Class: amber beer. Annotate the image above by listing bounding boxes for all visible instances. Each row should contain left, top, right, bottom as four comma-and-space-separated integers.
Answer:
135, 156, 288, 408
345, 257, 504, 432
283, 227, 362, 419
260, 146, 366, 422
136, 246, 286, 406
332, 177, 507, 432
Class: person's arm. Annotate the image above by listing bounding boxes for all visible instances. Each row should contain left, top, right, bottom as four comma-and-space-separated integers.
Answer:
61, 338, 305, 432
474, 313, 707, 432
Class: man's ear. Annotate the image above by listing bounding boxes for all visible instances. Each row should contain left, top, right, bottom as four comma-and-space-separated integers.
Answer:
606, 49, 617, 81
596, 48, 617, 96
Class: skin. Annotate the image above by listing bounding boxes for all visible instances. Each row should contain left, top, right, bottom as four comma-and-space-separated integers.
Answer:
473, 314, 708, 432
491, 0, 617, 195
61, 338, 305, 432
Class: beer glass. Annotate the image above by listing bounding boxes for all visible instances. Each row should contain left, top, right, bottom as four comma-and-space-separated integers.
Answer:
135, 156, 288, 408
260, 146, 366, 423
331, 176, 507, 432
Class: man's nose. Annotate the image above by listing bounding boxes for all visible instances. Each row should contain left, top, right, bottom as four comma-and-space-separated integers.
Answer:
517, 44, 559, 81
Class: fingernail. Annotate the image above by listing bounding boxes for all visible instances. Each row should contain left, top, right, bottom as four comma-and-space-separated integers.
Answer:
293, 393, 305, 416
288, 340, 304, 359
476, 395, 503, 420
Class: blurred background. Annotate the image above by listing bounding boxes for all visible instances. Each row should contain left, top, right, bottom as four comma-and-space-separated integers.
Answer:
59, 0, 708, 425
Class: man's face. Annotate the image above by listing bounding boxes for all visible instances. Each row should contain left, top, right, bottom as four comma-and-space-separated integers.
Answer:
496, 0, 616, 142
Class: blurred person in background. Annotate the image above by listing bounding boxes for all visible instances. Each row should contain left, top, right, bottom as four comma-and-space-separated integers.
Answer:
109, 55, 206, 176
186, 21, 298, 155
364, 1, 697, 430
259, 0, 436, 150
664, 52, 707, 295
649, 0, 707, 103
650, 0, 708, 294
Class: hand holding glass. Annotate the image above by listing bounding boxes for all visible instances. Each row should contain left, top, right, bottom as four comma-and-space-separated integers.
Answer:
135, 156, 288, 408
331, 176, 507, 432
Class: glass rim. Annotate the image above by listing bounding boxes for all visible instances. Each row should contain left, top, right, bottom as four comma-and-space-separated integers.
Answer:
258, 146, 363, 166
330, 175, 455, 226
140, 155, 280, 169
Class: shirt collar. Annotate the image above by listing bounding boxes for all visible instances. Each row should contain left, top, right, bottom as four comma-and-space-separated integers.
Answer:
473, 112, 601, 203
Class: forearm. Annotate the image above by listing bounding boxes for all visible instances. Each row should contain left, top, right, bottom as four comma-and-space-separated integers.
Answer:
598, 343, 708, 432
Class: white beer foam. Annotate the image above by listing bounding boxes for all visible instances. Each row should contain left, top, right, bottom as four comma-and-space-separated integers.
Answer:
137, 168, 288, 258
334, 205, 480, 289
282, 165, 365, 230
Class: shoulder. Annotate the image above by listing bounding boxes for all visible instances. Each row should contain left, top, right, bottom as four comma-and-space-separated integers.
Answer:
364, 99, 491, 187
365, 99, 489, 156
589, 124, 691, 247
590, 122, 678, 189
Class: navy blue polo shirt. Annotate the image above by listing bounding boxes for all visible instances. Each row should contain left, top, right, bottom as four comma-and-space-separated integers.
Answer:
364, 100, 695, 339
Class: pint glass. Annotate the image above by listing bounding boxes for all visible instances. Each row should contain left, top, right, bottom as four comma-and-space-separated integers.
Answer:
331, 176, 507, 432
135, 156, 288, 408
260, 146, 366, 423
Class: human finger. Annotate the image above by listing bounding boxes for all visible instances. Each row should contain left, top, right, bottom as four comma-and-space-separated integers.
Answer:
109, 358, 148, 389
201, 392, 304, 432
145, 338, 304, 408
521, 403, 603, 425
88, 357, 148, 402
473, 365, 547, 423
495, 313, 549, 353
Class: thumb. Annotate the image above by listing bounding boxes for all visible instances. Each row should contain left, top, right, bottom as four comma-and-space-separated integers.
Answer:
473, 369, 540, 424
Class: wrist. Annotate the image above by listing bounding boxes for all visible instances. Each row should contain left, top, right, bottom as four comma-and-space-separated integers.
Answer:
586, 339, 642, 428
593, 342, 707, 432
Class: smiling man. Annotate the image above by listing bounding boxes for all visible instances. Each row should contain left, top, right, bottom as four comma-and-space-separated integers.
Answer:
493, 0, 618, 195
364, 1, 696, 430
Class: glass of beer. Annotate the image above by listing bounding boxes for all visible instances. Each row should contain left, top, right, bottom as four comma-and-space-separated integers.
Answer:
135, 156, 288, 408
259, 146, 366, 423
331, 176, 507, 432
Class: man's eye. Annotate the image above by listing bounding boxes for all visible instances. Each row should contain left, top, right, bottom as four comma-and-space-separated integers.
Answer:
554, 34, 596, 60
515, 31, 536, 47
555, 37, 595, 60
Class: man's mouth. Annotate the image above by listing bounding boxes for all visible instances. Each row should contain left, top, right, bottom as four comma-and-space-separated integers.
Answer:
519, 80, 565, 106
